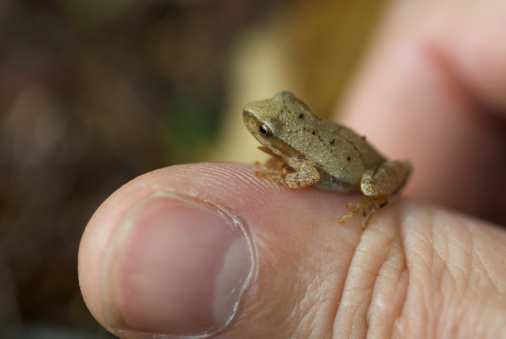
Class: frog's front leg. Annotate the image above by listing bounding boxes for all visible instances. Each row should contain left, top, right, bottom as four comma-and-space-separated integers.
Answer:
255, 159, 320, 189
340, 160, 412, 231
254, 146, 289, 173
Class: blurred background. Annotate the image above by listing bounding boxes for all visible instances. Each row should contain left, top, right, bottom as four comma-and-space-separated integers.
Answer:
0, 0, 386, 337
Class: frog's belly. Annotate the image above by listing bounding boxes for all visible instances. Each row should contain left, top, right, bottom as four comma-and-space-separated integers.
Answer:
316, 171, 361, 193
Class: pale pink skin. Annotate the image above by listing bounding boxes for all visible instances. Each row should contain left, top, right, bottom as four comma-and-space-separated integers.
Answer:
79, 0, 506, 337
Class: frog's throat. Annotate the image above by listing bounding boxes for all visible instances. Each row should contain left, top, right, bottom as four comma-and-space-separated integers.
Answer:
265, 137, 306, 163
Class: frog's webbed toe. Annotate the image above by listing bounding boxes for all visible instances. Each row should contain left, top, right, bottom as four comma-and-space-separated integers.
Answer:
339, 195, 392, 232
254, 167, 287, 185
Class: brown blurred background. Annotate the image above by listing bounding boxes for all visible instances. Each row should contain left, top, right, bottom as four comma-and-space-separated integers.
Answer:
0, 0, 385, 337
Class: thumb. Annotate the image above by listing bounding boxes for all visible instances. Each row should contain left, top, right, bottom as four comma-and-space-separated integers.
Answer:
78, 163, 361, 337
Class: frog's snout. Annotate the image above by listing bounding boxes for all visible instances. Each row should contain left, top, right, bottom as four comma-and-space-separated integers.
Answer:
242, 107, 251, 121
243, 103, 260, 127
242, 105, 256, 132
242, 104, 254, 117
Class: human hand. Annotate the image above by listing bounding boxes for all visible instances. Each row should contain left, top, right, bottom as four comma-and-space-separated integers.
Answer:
78, 0, 506, 337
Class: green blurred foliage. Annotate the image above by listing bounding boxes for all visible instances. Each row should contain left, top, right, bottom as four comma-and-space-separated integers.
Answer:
163, 91, 219, 164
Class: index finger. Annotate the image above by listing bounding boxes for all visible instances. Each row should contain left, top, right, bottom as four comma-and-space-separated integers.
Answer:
338, 0, 506, 225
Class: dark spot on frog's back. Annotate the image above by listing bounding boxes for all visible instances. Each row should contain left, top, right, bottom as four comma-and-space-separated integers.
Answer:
329, 138, 335, 145
347, 156, 351, 161
298, 113, 304, 119
311, 131, 315, 135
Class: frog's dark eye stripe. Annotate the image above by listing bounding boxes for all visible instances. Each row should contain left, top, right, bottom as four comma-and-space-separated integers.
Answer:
259, 124, 273, 138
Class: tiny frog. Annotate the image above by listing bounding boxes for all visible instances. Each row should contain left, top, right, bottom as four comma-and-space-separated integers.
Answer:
243, 91, 412, 231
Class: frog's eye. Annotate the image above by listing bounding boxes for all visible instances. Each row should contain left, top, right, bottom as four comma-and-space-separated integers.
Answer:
259, 123, 273, 138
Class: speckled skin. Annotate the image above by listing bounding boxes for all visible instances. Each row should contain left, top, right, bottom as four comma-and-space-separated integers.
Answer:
243, 91, 412, 229
244, 91, 391, 192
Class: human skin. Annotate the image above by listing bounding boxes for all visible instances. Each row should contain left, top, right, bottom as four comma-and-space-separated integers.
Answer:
78, 0, 506, 338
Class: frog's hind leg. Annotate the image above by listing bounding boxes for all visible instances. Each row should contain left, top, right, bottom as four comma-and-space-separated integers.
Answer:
360, 160, 412, 197
340, 160, 411, 231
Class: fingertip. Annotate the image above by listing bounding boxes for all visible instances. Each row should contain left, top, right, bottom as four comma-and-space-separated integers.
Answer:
78, 164, 261, 337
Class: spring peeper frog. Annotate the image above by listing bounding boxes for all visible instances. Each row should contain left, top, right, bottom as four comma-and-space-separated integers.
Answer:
243, 91, 412, 230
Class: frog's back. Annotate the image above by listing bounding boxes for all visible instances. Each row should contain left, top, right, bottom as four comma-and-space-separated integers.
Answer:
297, 119, 385, 193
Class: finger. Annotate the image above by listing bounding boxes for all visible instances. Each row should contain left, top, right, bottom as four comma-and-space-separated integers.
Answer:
338, 0, 506, 225
78, 163, 506, 338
